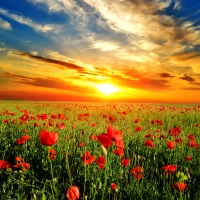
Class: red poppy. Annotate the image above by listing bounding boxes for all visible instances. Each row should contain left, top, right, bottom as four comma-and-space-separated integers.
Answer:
166, 141, 175, 150
72, 125, 75, 130
13, 162, 30, 172
97, 134, 112, 148
66, 186, 80, 200
111, 183, 117, 191
15, 157, 23, 162
96, 156, 106, 170
49, 148, 56, 160
98, 126, 124, 149
40, 130, 58, 146
91, 123, 96, 127
103, 114, 107, 118
145, 133, 152, 138
168, 127, 182, 137
58, 113, 64, 120
21, 135, 30, 141
161, 164, 177, 175
89, 135, 98, 140
17, 138, 26, 145
109, 115, 115, 122
135, 118, 140, 123
131, 166, 143, 180
175, 138, 184, 143
78, 142, 84, 147
159, 134, 166, 139
143, 140, 155, 148
121, 158, 130, 167
51, 114, 57, 119
185, 155, 192, 161
172, 182, 187, 192
34, 122, 39, 127
114, 148, 124, 157
188, 134, 195, 141
107, 126, 124, 148
0, 160, 10, 169
135, 126, 142, 132
56, 122, 66, 130
81, 151, 96, 165
188, 140, 198, 148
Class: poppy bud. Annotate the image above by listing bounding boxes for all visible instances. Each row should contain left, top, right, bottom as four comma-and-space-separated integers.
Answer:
101, 145, 107, 156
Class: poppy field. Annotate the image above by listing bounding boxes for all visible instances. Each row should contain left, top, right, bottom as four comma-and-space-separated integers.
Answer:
0, 101, 200, 200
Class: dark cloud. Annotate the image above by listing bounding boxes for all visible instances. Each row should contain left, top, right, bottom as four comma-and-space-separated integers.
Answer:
0, 72, 96, 94
157, 73, 175, 78
180, 75, 195, 82
18, 52, 85, 72
107, 74, 170, 91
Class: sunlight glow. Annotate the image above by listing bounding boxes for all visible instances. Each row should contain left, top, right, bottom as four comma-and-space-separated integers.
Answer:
96, 83, 119, 95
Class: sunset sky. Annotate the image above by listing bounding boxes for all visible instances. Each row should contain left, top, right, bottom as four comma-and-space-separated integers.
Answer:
0, 0, 200, 103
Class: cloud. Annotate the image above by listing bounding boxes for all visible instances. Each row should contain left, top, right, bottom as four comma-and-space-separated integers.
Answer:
18, 52, 86, 72
180, 75, 195, 82
0, 72, 96, 94
91, 41, 119, 51
0, 8, 61, 33
0, 18, 12, 30
157, 73, 175, 78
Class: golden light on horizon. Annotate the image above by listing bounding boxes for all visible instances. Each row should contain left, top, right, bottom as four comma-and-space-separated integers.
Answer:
96, 83, 119, 95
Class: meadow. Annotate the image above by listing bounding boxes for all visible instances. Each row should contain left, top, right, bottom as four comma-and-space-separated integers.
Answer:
0, 101, 200, 200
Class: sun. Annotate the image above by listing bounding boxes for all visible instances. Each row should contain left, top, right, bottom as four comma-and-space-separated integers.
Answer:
96, 83, 119, 95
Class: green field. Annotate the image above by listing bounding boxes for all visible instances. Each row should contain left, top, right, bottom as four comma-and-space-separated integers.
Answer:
0, 101, 200, 200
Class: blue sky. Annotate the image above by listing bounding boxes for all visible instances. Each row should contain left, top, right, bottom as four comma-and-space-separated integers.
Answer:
1, 0, 200, 102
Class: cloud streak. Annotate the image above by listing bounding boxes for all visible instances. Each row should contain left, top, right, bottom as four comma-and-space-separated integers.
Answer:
0, 8, 61, 33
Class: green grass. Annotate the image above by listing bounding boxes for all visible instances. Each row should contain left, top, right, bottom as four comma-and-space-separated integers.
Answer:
0, 101, 200, 200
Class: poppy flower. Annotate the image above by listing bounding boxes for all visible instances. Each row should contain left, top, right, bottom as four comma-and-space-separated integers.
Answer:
131, 166, 143, 180
135, 126, 142, 132
172, 182, 187, 192
96, 156, 106, 170
78, 142, 84, 147
81, 151, 96, 165
98, 126, 124, 149
40, 130, 58, 146
66, 186, 80, 200
49, 148, 56, 160
114, 148, 124, 157
15, 157, 23, 162
188, 134, 195, 141
34, 122, 39, 127
188, 140, 198, 148
166, 141, 175, 150
109, 115, 115, 122
168, 127, 182, 137
21, 135, 30, 141
17, 138, 26, 145
91, 123, 96, 127
56, 122, 66, 130
185, 155, 192, 161
161, 164, 177, 175
135, 118, 140, 123
89, 135, 98, 140
111, 183, 117, 191
143, 140, 155, 148
13, 162, 30, 172
145, 134, 152, 138
97, 134, 112, 148
121, 158, 130, 167
175, 138, 184, 143
0, 160, 10, 169
107, 126, 124, 148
